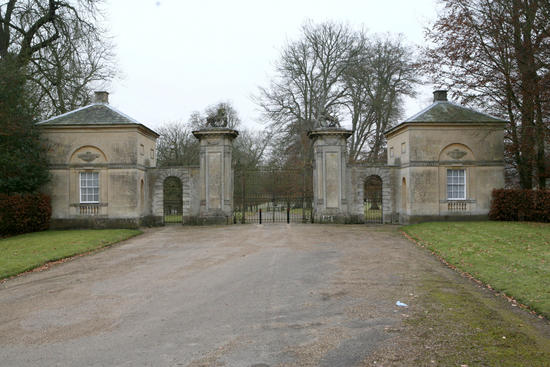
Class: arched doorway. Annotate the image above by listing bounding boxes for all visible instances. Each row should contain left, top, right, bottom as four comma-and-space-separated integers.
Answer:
364, 175, 383, 224
163, 176, 182, 224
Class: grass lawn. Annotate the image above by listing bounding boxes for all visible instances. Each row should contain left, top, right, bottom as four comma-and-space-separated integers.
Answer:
164, 214, 182, 223
403, 221, 550, 318
0, 229, 142, 280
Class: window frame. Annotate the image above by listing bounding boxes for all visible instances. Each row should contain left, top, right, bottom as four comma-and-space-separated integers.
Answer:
79, 171, 100, 204
446, 168, 466, 201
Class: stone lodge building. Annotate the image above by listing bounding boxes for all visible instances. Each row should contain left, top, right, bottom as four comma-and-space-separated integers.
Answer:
37, 90, 506, 227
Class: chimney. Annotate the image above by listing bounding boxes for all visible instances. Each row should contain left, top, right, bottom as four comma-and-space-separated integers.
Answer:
93, 91, 109, 104
433, 90, 448, 102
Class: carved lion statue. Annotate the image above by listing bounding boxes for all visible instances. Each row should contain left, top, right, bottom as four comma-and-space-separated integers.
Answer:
316, 110, 340, 128
205, 107, 229, 128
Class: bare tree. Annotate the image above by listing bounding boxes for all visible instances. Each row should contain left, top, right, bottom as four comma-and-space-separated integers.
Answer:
256, 21, 418, 166
0, 0, 116, 118
423, 0, 550, 188
28, 22, 116, 117
256, 21, 361, 166
344, 34, 418, 163
156, 121, 199, 166
157, 102, 270, 169
233, 128, 271, 168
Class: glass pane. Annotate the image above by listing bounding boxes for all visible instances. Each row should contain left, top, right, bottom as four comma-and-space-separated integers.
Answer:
80, 172, 99, 202
447, 169, 466, 200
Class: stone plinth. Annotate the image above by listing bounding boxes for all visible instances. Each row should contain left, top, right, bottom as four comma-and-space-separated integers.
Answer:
308, 128, 353, 223
192, 128, 238, 224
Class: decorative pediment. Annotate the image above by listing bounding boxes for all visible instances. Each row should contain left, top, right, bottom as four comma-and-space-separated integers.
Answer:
446, 149, 467, 160
78, 151, 100, 162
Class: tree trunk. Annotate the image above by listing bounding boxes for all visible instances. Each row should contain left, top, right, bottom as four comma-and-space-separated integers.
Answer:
535, 93, 547, 188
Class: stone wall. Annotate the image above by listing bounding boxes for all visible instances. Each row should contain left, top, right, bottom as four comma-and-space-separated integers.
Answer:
348, 165, 397, 223
149, 166, 200, 224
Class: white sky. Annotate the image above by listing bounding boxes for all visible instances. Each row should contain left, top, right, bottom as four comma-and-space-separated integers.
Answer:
104, 0, 440, 132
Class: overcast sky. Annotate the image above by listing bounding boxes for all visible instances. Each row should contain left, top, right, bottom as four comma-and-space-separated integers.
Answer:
104, 0, 441, 131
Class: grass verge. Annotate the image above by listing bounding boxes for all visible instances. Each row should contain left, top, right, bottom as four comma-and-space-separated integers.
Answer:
0, 229, 142, 280
403, 221, 550, 319
400, 276, 550, 366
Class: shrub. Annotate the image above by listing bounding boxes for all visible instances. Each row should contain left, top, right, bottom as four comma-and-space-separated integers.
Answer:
0, 193, 51, 235
489, 189, 550, 222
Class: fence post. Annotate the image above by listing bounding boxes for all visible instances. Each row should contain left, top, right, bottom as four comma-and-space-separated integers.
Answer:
259, 208, 262, 224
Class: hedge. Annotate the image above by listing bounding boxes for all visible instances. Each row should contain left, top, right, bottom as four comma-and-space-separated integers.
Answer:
0, 193, 51, 235
489, 189, 550, 222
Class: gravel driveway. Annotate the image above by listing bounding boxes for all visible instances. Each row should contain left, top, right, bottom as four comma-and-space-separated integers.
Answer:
0, 224, 547, 366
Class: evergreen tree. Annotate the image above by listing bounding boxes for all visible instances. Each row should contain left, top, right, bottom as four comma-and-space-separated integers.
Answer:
0, 59, 50, 193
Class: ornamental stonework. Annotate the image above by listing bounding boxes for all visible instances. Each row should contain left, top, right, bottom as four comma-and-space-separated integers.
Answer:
446, 149, 467, 160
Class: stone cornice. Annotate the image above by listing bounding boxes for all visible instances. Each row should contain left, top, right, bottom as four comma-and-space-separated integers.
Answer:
396, 160, 505, 168
38, 123, 160, 139
385, 121, 506, 138
48, 163, 151, 170
307, 128, 353, 140
192, 128, 239, 140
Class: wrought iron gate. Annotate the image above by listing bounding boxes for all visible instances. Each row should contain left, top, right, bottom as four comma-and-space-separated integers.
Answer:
364, 175, 383, 224
163, 176, 183, 224
233, 167, 313, 224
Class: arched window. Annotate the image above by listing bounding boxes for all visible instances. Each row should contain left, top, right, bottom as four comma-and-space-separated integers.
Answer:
364, 175, 383, 223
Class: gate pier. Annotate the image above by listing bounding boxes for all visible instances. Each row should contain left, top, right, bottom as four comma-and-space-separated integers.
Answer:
308, 128, 353, 223
193, 128, 239, 224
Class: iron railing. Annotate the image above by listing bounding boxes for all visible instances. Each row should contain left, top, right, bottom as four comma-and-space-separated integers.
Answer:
233, 167, 313, 224
164, 200, 183, 224
364, 197, 383, 224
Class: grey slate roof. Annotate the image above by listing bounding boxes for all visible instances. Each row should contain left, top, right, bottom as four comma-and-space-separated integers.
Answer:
385, 100, 506, 135
37, 103, 139, 126
405, 100, 505, 123
36, 102, 159, 137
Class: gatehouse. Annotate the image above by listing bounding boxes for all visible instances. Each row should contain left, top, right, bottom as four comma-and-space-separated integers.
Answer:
37, 90, 506, 227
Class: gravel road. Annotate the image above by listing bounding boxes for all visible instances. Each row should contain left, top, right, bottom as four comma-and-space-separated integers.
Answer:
1, 224, 542, 366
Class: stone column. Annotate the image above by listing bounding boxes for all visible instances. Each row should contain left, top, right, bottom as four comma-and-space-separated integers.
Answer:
192, 128, 238, 224
308, 128, 353, 223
